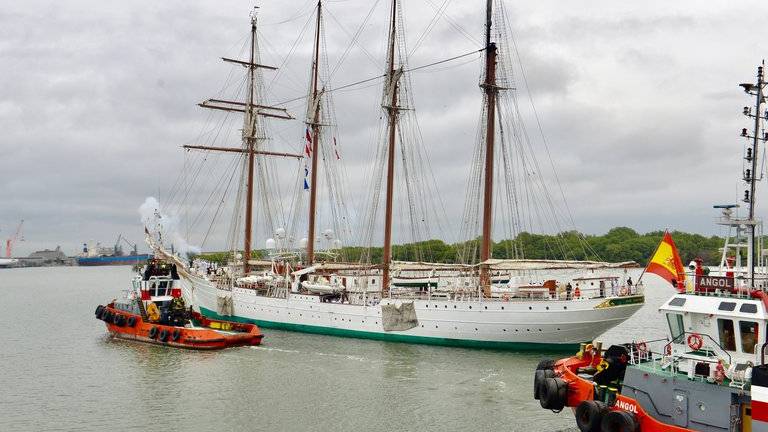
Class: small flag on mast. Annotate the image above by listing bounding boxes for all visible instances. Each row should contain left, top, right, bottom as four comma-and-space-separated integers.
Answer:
304, 128, 313, 158
645, 231, 686, 292
303, 163, 310, 190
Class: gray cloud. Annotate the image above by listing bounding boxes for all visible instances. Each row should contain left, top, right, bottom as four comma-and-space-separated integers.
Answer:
1, 0, 766, 256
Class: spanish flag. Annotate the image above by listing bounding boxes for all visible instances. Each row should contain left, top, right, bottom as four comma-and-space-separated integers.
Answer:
646, 231, 686, 292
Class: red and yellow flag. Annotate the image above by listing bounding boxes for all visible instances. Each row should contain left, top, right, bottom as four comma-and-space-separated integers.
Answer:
646, 232, 686, 291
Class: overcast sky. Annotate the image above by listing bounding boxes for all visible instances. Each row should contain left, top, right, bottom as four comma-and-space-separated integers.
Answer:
1, 0, 767, 256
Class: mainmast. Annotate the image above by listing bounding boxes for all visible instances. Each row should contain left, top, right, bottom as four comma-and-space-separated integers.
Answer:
306, 0, 323, 264
479, 0, 498, 297
381, 0, 401, 297
187, 8, 300, 275
242, 14, 259, 275
741, 62, 767, 286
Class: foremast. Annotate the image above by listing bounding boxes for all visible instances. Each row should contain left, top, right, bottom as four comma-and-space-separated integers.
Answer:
741, 62, 768, 286
185, 9, 300, 275
479, 0, 499, 297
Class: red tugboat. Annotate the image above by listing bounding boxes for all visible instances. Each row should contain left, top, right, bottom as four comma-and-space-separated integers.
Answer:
533, 64, 768, 432
95, 259, 263, 349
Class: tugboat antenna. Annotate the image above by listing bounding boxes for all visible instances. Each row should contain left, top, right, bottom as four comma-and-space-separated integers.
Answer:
742, 61, 767, 287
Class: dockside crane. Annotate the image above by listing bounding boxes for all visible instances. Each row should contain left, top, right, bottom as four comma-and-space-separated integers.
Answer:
114, 234, 139, 256
5, 219, 24, 258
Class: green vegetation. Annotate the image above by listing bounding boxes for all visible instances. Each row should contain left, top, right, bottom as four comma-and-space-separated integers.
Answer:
193, 227, 727, 266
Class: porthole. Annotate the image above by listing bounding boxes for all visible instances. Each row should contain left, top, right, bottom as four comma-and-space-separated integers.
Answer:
545, 307, 549, 310
454, 305, 457, 309
445, 305, 448, 308
469, 306, 472, 310
563, 306, 567, 310
475, 328, 478, 331
484, 306, 488, 310
435, 325, 438, 329
503, 329, 507, 332
528, 306, 532, 310
501, 306, 504, 310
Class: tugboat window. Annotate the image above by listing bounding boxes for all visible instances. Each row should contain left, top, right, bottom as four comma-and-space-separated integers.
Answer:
718, 302, 736, 311
740, 303, 758, 314
739, 321, 758, 354
717, 319, 737, 351
666, 313, 684, 339
668, 297, 686, 307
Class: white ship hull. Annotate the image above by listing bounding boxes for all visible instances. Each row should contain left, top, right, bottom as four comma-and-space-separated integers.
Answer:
0, 258, 18, 267
182, 273, 644, 350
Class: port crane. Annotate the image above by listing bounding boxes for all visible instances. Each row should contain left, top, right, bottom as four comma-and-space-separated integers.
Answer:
114, 234, 138, 256
5, 219, 24, 258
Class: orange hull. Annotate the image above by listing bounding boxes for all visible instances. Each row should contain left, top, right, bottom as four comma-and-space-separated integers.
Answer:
536, 352, 695, 432
95, 304, 263, 350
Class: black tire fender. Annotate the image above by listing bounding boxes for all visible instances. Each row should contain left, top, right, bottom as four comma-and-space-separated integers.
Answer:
95, 305, 105, 319
575, 400, 607, 432
539, 377, 567, 411
534, 369, 555, 400
601, 410, 639, 432
158, 329, 169, 342
149, 326, 159, 339
536, 359, 555, 370
171, 328, 182, 342
126, 316, 137, 327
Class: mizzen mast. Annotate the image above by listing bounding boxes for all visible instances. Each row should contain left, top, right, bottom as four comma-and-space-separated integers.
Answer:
381, 0, 402, 297
188, 9, 300, 275
479, 0, 498, 297
306, 0, 323, 265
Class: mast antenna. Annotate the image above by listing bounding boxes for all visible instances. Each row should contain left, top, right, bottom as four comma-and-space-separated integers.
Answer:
740, 60, 767, 287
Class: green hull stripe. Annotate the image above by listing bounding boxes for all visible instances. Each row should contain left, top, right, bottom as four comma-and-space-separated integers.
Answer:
199, 307, 581, 352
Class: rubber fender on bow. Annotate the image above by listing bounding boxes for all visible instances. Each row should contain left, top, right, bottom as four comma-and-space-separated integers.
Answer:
536, 359, 555, 370
539, 377, 567, 411
149, 326, 159, 339
534, 369, 555, 400
575, 400, 608, 432
601, 410, 638, 432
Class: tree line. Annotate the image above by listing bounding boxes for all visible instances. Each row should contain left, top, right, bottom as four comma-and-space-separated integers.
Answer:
194, 227, 727, 266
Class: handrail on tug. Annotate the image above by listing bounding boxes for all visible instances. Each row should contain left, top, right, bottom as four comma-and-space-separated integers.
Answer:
663, 331, 732, 365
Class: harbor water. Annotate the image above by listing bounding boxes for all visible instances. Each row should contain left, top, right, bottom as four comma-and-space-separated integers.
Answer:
0, 266, 669, 431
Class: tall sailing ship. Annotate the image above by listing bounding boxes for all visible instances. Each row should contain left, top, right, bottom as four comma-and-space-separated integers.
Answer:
150, 1, 644, 350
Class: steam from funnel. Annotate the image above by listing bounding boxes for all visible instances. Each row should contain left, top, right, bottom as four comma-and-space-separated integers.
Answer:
139, 197, 201, 258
